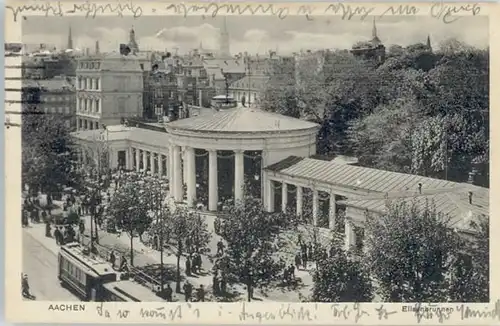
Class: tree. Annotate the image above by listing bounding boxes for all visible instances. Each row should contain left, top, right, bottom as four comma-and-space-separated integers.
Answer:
166, 206, 211, 293
310, 237, 373, 302
449, 215, 489, 302
107, 172, 152, 266
218, 197, 288, 301
22, 106, 82, 195
364, 200, 460, 302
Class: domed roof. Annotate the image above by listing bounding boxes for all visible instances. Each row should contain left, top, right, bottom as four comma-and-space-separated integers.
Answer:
165, 106, 319, 134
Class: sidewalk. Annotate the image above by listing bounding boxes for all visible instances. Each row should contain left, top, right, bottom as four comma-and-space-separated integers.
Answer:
23, 223, 60, 256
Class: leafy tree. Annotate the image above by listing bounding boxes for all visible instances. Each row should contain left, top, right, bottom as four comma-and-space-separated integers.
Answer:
364, 200, 461, 302
22, 106, 82, 195
107, 172, 152, 266
449, 216, 489, 302
165, 206, 211, 293
218, 197, 288, 301
310, 237, 373, 302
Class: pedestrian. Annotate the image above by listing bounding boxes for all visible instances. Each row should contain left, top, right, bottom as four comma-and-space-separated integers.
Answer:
217, 239, 225, 256
120, 257, 129, 272
183, 281, 193, 302
196, 284, 205, 302
308, 242, 314, 261
109, 251, 116, 268
45, 221, 51, 237
294, 251, 302, 270
164, 283, 173, 302
283, 267, 289, 284
185, 256, 192, 276
302, 249, 308, 269
22, 210, 29, 227
21, 274, 31, 298
288, 264, 295, 281
297, 233, 303, 246
220, 272, 227, 294
54, 227, 62, 245
212, 271, 220, 296
79, 219, 85, 235
194, 253, 202, 273
41, 210, 47, 223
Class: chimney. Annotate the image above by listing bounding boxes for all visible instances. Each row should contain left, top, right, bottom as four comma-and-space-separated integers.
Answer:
468, 191, 473, 205
467, 167, 477, 185
418, 183, 422, 194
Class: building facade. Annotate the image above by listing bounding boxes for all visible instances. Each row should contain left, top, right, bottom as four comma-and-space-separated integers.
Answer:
143, 69, 180, 120
76, 53, 145, 130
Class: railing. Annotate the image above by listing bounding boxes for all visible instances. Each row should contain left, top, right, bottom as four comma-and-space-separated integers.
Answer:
80, 234, 163, 292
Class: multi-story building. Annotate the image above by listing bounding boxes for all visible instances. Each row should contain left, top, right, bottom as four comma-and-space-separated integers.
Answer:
76, 52, 145, 130
143, 68, 180, 121
37, 77, 77, 128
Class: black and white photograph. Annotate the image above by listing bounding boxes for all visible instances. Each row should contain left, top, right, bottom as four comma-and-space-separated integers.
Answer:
6, 7, 490, 308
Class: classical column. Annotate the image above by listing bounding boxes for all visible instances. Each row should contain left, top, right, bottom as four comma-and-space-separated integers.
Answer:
296, 186, 303, 217
142, 150, 147, 172
266, 180, 275, 213
185, 147, 197, 208
312, 189, 319, 226
158, 154, 164, 176
329, 192, 336, 230
135, 149, 140, 172
281, 182, 288, 212
344, 219, 356, 252
261, 151, 269, 208
208, 150, 218, 211
172, 146, 183, 201
182, 150, 188, 186
168, 146, 175, 196
234, 150, 245, 204
151, 153, 157, 175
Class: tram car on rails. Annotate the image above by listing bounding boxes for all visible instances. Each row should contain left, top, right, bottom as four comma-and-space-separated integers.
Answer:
102, 280, 162, 302
58, 243, 164, 302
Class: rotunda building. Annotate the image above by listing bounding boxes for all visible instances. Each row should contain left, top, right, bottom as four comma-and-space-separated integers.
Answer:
164, 106, 320, 211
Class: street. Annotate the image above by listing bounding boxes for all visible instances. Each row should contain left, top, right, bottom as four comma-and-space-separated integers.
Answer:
22, 230, 79, 301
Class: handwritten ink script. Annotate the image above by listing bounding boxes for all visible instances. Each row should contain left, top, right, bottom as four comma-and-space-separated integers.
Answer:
62, 301, 498, 322
6, 1, 482, 23
400, 300, 500, 323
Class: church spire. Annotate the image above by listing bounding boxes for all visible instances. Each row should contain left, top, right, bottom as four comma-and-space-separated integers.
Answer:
128, 26, 139, 53
370, 17, 381, 46
426, 34, 432, 50
67, 26, 73, 50
95, 40, 100, 54
219, 17, 230, 57
372, 17, 377, 38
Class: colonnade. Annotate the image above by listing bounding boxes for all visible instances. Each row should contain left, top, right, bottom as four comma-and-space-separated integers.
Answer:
266, 179, 358, 251
131, 147, 168, 177
168, 145, 246, 210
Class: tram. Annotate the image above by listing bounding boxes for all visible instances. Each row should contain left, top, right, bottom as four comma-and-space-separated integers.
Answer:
57, 243, 118, 301
102, 280, 162, 302
58, 243, 165, 302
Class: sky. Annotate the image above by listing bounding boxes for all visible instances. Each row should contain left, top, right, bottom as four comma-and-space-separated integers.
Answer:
22, 15, 489, 55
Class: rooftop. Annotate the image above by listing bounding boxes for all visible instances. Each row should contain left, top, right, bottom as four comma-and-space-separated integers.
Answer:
165, 106, 320, 134
338, 186, 489, 233
71, 126, 170, 148
266, 156, 460, 195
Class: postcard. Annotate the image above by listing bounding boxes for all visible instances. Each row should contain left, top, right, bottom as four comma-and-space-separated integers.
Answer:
4, 0, 499, 324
